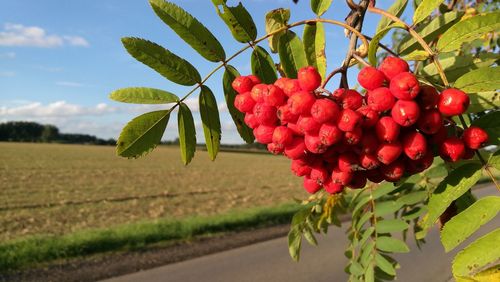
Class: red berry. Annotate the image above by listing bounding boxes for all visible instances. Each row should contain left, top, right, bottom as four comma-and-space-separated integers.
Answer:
272, 126, 294, 146
232, 76, 254, 94
348, 171, 367, 189
244, 113, 259, 129
430, 125, 448, 145
253, 103, 277, 125
267, 143, 284, 155
310, 98, 340, 124
378, 56, 409, 80
274, 77, 290, 91
391, 100, 420, 127
331, 88, 346, 101
375, 116, 400, 142
253, 125, 275, 144
366, 169, 384, 183
324, 179, 344, 194
250, 84, 267, 102
377, 142, 403, 165
367, 87, 395, 112
287, 122, 303, 136
341, 90, 363, 110
357, 106, 379, 128
263, 85, 286, 107
343, 127, 363, 145
284, 138, 307, 159
277, 104, 299, 124
358, 67, 386, 90
463, 147, 475, 160
234, 92, 256, 113
303, 176, 321, 194
310, 165, 329, 185
438, 88, 470, 116
282, 79, 301, 97
337, 109, 362, 132
319, 123, 342, 146
291, 159, 312, 177
417, 109, 443, 134
389, 72, 420, 100
298, 66, 321, 91
360, 132, 379, 154
402, 131, 427, 160
247, 75, 261, 85
417, 85, 439, 110
439, 137, 465, 162
331, 167, 353, 185
380, 160, 405, 182
338, 152, 360, 173
462, 126, 489, 149
304, 134, 327, 154
287, 91, 316, 115
360, 153, 380, 169
406, 150, 433, 174
297, 115, 321, 135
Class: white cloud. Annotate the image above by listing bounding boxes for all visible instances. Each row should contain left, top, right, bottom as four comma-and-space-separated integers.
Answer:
0, 52, 15, 59
0, 101, 117, 118
56, 81, 84, 87
0, 23, 89, 48
0, 71, 15, 77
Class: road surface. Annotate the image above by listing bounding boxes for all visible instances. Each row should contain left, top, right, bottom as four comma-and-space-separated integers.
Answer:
103, 185, 498, 282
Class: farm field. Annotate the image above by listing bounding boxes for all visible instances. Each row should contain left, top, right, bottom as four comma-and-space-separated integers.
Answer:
0, 142, 305, 242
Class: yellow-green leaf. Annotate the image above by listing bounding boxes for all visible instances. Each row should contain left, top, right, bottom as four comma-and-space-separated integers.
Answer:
265, 8, 290, 53
376, 0, 408, 33
413, 0, 445, 25
278, 31, 308, 78
310, 0, 332, 16
177, 103, 196, 165
376, 236, 410, 253
199, 86, 221, 161
303, 22, 326, 81
401, 50, 429, 61
467, 91, 500, 114
110, 87, 179, 104
368, 24, 404, 66
376, 219, 409, 233
211, 0, 257, 43
454, 66, 500, 93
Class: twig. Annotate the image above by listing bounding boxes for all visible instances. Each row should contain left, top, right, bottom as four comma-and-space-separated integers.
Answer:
362, 33, 399, 57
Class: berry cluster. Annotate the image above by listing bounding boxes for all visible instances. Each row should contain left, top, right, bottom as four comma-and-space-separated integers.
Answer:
231, 57, 489, 195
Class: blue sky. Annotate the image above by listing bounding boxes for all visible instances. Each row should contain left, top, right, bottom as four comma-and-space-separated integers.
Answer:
0, 0, 394, 143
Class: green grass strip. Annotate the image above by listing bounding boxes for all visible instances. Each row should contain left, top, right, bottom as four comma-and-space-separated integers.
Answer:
0, 202, 301, 272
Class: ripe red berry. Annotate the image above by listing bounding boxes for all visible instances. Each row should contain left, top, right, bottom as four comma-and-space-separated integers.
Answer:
324, 179, 344, 194
463, 147, 475, 160
298, 116, 321, 135
357, 106, 379, 128
378, 56, 409, 80
380, 160, 405, 182
360, 132, 379, 154
310, 165, 329, 185
303, 176, 321, 194
272, 126, 294, 146
253, 125, 275, 144
291, 159, 312, 177
253, 103, 277, 125
234, 92, 256, 113
244, 113, 259, 129
337, 109, 362, 132
263, 85, 286, 107
417, 109, 443, 134
402, 131, 427, 160
287, 122, 303, 136
417, 85, 439, 110
406, 150, 433, 174
250, 84, 267, 103
298, 66, 322, 91
288, 91, 316, 115
310, 98, 340, 124
360, 153, 380, 170
247, 75, 261, 85
366, 169, 384, 183
348, 172, 367, 189
273, 77, 290, 91
277, 104, 299, 124
389, 72, 420, 100
284, 138, 307, 159
340, 90, 363, 110
377, 142, 403, 165
438, 88, 470, 116
267, 143, 284, 155
338, 152, 360, 173
319, 123, 342, 146
429, 125, 448, 145
367, 87, 395, 112
439, 137, 465, 162
232, 76, 254, 94
281, 79, 301, 97
375, 116, 400, 142
343, 127, 363, 145
304, 134, 327, 154
331, 167, 353, 185
358, 67, 386, 90
331, 88, 346, 101
462, 126, 489, 149
391, 100, 420, 127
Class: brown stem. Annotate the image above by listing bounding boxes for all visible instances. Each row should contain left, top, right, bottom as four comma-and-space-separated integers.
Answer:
352, 53, 371, 67
321, 67, 343, 88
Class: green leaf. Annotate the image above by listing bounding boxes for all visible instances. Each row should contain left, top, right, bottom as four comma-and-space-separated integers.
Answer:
452, 228, 500, 279
177, 103, 196, 165
489, 149, 500, 170
349, 261, 364, 276
251, 46, 277, 84
364, 263, 375, 282
454, 66, 500, 93
472, 111, 500, 146
199, 86, 221, 161
437, 11, 500, 52
374, 201, 404, 217
377, 236, 410, 253
303, 225, 318, 246
413, 0, 445, 25
149, 0, 225, 62
421, 53, 497, 84
355, 212, 373, 230
265, 8, 290, 53
110, 87, 179, 104
401, 50, 429, 61
376, 219, 410, 233
117, 110, 170, 158
467, 91, 500, 114
288, 226, 302, 261
303, 22, 327, 80
376, 0, 408, 33
417, 163, 482, 239
310, 0, 332, 16
359, 227, 375, 248
278, 31, 308, 78
368, 24, 404, 66
402, 206, 427, 220
397, 191, 428, 206
375, 253, 396, 276
121, 37, 201, 86
441, 196, 500, 252
211, 0, 257, 43
398, 11, 462, 55
222, 65, 255, 143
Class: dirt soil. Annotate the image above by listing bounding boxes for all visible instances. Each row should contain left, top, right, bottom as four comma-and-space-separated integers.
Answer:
0, 225, 291, 282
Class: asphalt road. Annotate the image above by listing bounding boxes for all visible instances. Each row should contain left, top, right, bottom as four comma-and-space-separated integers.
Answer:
103, 185, 498, 282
